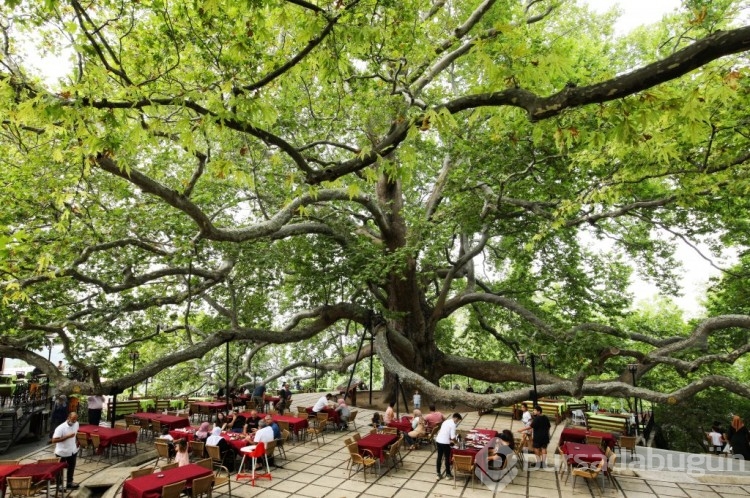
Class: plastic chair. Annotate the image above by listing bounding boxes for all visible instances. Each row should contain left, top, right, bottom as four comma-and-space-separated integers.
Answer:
237, 442, 271, 486
571, 409, 586, 426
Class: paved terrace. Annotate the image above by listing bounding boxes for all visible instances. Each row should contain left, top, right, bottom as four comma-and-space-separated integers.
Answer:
7, 391, 750, 497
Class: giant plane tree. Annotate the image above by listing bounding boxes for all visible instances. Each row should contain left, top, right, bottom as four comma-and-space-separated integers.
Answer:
1, 0, 750, 409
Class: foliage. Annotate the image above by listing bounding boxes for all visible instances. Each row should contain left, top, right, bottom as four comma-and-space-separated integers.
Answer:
0, 0, 749, 416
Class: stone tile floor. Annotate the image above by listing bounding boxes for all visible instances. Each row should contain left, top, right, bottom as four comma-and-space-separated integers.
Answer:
10, 392, 750, 497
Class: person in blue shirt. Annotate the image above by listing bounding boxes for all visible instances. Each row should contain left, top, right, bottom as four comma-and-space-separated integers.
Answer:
252, 384, 266, 409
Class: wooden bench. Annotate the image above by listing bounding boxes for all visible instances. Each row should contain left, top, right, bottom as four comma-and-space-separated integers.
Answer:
107, 400, 141, 419
586, 413, 627, 434
155, 399, 171, 411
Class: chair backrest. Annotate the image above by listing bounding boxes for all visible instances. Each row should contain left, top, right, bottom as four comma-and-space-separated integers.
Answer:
76, 433, 89, 447
619, 436, 636, 449
352, 432, 362, 441
316, 412, 328, 426
265, 440, 276, 457
36, 458, 60, 464
130, 468, 154, 479
125, 415, 136, 428
161, 480, 186, 498
453, 454, 474, 472
282, 429, 291, 443
607, 450, 617, 473
585, 435, 603, 447
191, 474, 213, 498
349, 410, 358, 421
0, 460, 20, 465
277, 420, 290, 432
7, 477, 33, 497
248, 441, 266, 457
382, 427, 397, 435
195, 458, 213, 470
346, 442, 360, 456
297, 407, 308, 416
206, 445, 221, 463
344, 437, 353, 446
155, 441, 171, 458
161, 462, 179, 471
189, 441, 206, 459
152, 420, 163, 434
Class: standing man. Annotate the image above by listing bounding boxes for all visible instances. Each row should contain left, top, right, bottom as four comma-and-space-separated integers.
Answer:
252, 383, 267, 411
87, 394, 105, 427
52, 412, 80, 489
434, 412, 462, 480
518, 405, 551, 469
276, 383, 291, 415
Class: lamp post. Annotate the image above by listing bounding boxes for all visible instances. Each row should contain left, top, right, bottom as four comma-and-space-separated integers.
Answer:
45, 334, 55, 399
628, 363, 639, 437
313, 359, 318, 391
517, 352, 548, 405
129, 351, 140, 399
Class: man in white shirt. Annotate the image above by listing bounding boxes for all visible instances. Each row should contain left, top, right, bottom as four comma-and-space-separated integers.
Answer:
251, 420, 277, 468
52, 412, 80, 489
87, 394, 105, 427
434, 412, 462, 480
312, 393, 332, 413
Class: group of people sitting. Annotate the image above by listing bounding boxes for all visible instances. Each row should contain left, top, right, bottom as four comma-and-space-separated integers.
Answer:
158, 411, 285, 469
370, 403, 447, 450
312, 393, 352, 430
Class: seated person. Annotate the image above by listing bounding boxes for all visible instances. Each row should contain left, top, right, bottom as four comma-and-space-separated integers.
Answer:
487, 431, 515, 470
383, 402, 396, 424
423, 405, 445, 431
174, 439, 190, 467
159, 426, 176, 458
371, 413, 384, 430
335, 399, 351, 430
206, 427, 233, 470
404, 409, 426, 449
312, 393, 333, 413
229, 412, 246, 433
244, 410, 262, 432
194, 421, 211, 442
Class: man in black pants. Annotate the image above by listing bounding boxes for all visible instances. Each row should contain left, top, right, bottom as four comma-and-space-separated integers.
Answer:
51, 412, 80, 489
518, 405, 551, 468
434, 412, 462, 479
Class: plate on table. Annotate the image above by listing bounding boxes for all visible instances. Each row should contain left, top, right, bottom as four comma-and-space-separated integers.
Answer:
473, 444, 484, 449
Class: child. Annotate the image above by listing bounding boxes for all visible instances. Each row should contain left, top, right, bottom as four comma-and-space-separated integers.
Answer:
708, 425, 725, 455
174, 438, 190, 467
413, 390, 421, 409
371, 413, 384, 430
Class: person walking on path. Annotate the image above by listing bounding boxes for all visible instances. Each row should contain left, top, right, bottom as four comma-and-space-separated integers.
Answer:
51, 412, 80, 489
518, 405, 551, 468
435, 412, 462, 480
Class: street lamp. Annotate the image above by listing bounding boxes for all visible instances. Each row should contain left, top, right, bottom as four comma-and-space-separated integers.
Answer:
129, 351, 140, 399
628, 363, 639, 437
313, 358, 318, 391
45, 334, 55, 399
517, 352, 548, 404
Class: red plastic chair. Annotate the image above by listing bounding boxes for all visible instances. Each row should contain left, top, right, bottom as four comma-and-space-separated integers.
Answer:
236, 441, 271, 486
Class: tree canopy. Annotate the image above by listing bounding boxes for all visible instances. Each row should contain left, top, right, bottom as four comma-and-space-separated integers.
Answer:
1, 0, 750, 409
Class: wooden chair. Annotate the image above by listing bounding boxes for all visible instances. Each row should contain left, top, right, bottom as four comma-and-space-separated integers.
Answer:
76, 433, 93, 462
558, 446, 571, 481
189, 441, 206, 461
306, 419, 326, 446
346, 442, 377, 482
195, 458, 213, 470
349, 410, 358, 429
513, 437, 525, 468
428, 424, 441, 451
604, 447, 618, 488
206, 444, 233, 471
618, 436, 637, 461
130, 467, 154, 479
211, 458, 232, 498
384, 438, 402, 470
160, 462, 179, 471
124, 415, 137, 429
199, 405, 211, 422
452, 454, 476, 489
161, 480, 186, 498
6, 477, 45, 498
296, 406, 308, 418
277, 429, 290, 460
352, 432, 362, 442
36, 458, 60, 464
571, 458, 604, 494
154, 440, 173, 468
585, 435, 603, 448
150, 420, 163, 441
381, 426, 398, 435
0, 460, 19, 465
190, 473, 214, 498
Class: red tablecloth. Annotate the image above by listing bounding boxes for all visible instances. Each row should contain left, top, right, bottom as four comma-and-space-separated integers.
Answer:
561, 442, 607, 469
306, 406, 341, 424
168, 427, 199, 441
78, 425, 138, 454
132, 413, 191, 430
272, 414, 308, 434
560, 428, 616, 449
388, 416, 412, 433
0, 464, 22, 493
12, 462, 67, 482
121, 463, 212, 498
357, 433, 397, 462
192, 401, 227, 411
473, 429, 499, 439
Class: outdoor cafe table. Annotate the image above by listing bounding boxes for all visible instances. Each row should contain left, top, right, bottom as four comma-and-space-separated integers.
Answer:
11, 462, 67, 498
132, 413, 191, 430
561, 442, 607, 470
191, 401, 227, 412
357, 433, 397, 462
78, 424, 138, 456
560, 427, 617, 449
388, 416, 412, 433
306, 406, 341, 424
452, 430, 495, 462
121, 463, 212, 498
0, 463, 22, 498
